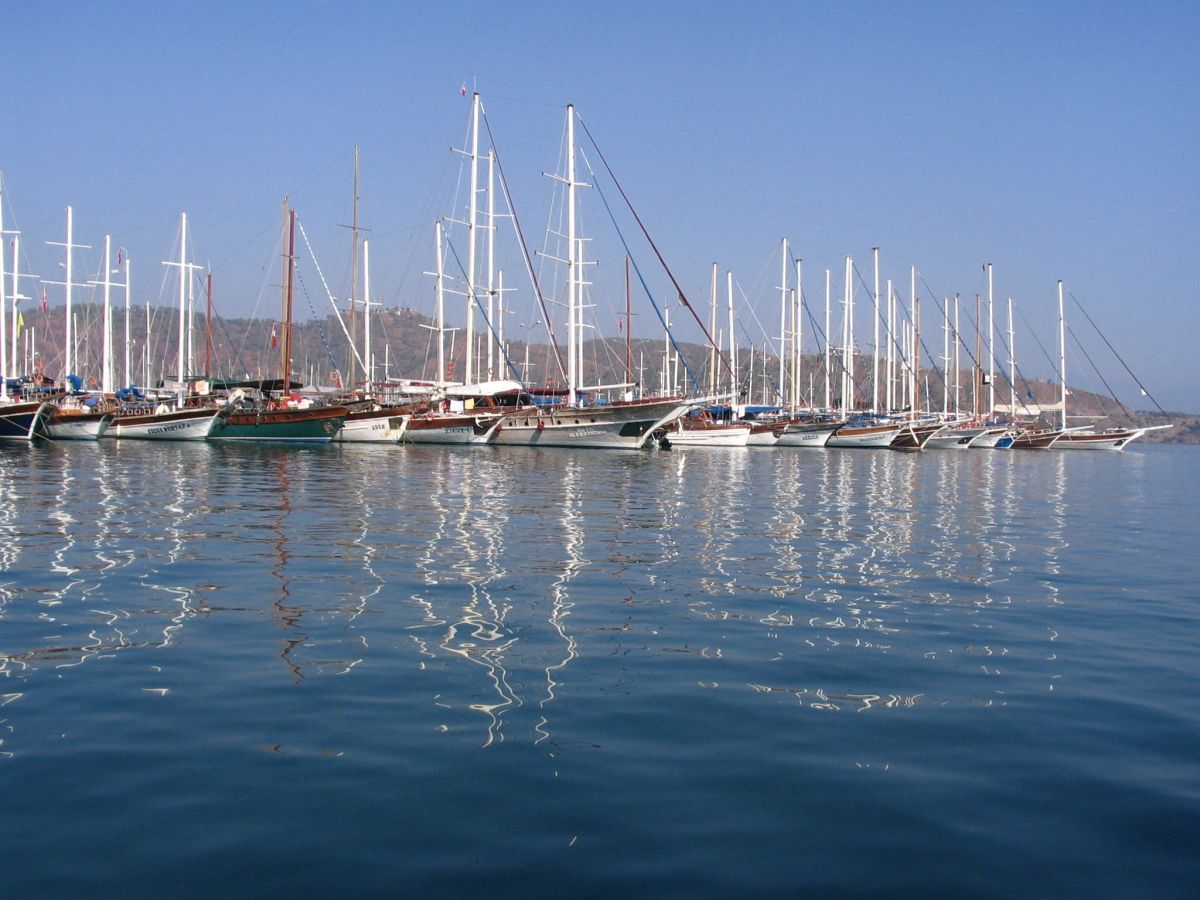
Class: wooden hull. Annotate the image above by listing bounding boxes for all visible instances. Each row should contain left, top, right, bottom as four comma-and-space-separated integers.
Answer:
109, 407, 222, 441
334, 408, 409, 443
493, 398, 690, 449
890, 422, 945, 451
46, 410, 112, 440
0, 400, 55, 440
1010, 428, 1064, 450
402, 413, 502, 445
826, 422, 901, 448
209, 406, 346, 442
1055, 429, 1145, 450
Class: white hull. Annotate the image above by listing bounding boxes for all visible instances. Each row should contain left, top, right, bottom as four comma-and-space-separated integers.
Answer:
669, 425, 751, 447
745, 428, 780, 446
402, 414, 501, 445
46, 415, 111, 441
108, 409, 221, 441
493, 399, 690, 449
1056, 429, 1145, 450
775, 423, 841, 448
826, 424, 901, 448
969, 428, 1016, 449
334, 412, 409, 443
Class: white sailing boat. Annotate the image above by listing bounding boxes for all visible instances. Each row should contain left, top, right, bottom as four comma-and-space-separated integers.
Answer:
491, 103, 692, 449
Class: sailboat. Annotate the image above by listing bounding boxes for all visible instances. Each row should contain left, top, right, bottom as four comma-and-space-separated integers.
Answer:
1052, 281, 1168, 450
491, 104, 692, 449
209, 204, 347, 442
106, 213, 223, 440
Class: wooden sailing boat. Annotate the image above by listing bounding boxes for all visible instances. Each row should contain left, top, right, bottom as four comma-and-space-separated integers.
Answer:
491, 103, 692, 449
209, 204, 347, 442
106, 213, 222, 440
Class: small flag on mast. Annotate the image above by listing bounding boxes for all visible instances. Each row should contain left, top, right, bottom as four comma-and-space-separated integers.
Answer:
271, 323, 278, 348
41, 287, 47, 313
461, 83, 467, 97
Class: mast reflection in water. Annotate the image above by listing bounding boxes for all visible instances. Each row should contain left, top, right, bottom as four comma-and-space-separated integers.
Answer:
0, 441, 1196, 896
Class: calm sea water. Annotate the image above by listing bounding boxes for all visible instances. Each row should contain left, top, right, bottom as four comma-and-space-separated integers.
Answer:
1, 440, 1197, 896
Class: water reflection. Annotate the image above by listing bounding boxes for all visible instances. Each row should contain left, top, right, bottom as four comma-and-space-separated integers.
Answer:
0, 439, 1102, 758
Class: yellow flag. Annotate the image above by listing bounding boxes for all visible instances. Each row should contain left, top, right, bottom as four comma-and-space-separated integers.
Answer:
15, 313, 23, 337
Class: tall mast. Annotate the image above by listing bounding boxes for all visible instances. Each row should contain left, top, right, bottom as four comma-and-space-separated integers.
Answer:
177, 213, 187, 383
100, 235, 113, 392
486, 149, 496, 383
465, 93, 481, 386
987, 262, 995, 417
885, 279, 894, 412
727, 269, 736, 404
124, 256, 132, 386
793, 258, 803, 410
1008, 297, 1016, 421
1058, 279, 1066, 429
566, 103, 577, 406
778, 237, 788, 404
973, 292, 981, 417
872, 247, 880, 413
283, 207, 296, 387
942, 293, 950, 416
9, 234, 26, 381
842, 256, 853, 418
823, 268, 832, 411
909, 265, 918, 412
349, 145, 360, 390
45, 205, 90, 380
953, 293, 961, 415
205, 271, 213, 378
435, 220, 447, 385
363, 238, 371, 389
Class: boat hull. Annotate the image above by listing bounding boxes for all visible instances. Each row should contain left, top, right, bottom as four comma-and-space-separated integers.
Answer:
46, 410, 112, 440
669, 424, 751, 447
402, 413, 502, 445
0, 400, 55, 440
1055, 429, 1145, 450
493, 398, 690, 449
334, 408, 409, 443
775, 421, 842, 448
109, 407, 222, 440
209, 406, 346, 442
826, 423, 901, 448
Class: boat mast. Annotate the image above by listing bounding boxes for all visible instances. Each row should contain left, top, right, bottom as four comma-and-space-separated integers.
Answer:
99, 235, 113, 392
885, 279, 894, 412
1007, 297, 1016, 421
566, 103, 578, 406
205, 271, 213, 378
46, 205, 90, 381
465, 93, 481, 386
910, 265, 919, 413
778, 237, 787, 405
435, 220, 447, 386
124, 256, 132, 387
942, 294, 950, 416
708, 262, 718, 396
176, 213, 187, 384
793, 258, 803, 410
363, 238, 372, 390
872, 247, 880, 414
953, 293, 961, 415
727, 269, 736, 405
1058, 279, 1066, 429
283, 206, 296, 388
823, 268, 831, 411
842, 256, 853, 418
0, 187, 6, 384
486, 149, 496, 383
349, 145, 360, 391
987, 262, 995, 418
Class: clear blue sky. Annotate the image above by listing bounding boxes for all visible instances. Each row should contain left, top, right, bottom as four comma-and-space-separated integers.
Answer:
4, 1, 1197, 410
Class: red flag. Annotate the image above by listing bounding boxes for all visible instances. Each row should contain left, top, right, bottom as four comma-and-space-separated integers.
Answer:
270, 323, 278, 348
41, 287, 47, 313
460, 83, 467, 97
